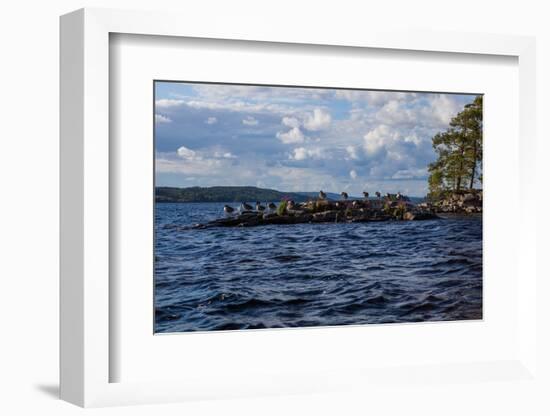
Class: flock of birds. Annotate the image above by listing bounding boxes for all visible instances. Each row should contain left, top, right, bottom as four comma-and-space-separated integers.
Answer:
223, 201, 278, 214
223, 190, 407, 215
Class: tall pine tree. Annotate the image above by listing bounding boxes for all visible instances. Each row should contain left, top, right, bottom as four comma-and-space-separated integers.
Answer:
428, 96, 482, 196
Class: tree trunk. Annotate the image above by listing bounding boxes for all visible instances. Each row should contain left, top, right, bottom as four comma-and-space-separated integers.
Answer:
469, 139, 477, 189
456, 141, 466, 192
456, 153, 464, 191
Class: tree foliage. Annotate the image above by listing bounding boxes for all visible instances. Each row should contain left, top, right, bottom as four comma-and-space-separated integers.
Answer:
428, 96, 483, 197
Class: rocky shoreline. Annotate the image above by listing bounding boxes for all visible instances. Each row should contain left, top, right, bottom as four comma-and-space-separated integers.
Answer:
426, 190, 483, 214
194, 197, 439, 229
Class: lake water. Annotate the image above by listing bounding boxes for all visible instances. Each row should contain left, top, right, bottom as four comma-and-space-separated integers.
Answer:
155, 202, 482, 333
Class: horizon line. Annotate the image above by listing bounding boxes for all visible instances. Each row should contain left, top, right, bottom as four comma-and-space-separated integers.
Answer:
154, 185, 435, 198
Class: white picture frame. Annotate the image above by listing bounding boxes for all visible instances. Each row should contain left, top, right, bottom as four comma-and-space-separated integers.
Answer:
60, 7, 538, 407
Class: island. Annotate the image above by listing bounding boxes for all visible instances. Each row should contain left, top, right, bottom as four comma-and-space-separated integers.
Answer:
192, 194, 437, 229
156, 185, 482, 229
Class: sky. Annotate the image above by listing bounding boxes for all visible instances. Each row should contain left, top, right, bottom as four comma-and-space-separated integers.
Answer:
155, 82, 479, 197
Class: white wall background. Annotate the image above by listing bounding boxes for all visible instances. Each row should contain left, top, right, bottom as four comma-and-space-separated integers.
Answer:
0, 1, 548, 415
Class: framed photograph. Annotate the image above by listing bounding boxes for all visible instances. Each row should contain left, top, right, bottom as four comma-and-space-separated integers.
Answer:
153, 80, 483, 334
60, 8, 538, 408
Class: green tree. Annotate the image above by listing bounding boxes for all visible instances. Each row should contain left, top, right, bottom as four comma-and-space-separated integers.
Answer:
427, 160, 444, 197
428, 96, 483, 194
450, 96, 483, 189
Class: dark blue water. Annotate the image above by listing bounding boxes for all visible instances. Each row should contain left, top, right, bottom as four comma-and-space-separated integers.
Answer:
155, 202, 482, 333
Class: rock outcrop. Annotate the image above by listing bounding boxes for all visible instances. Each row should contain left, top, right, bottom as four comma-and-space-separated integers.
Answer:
429, 190, 482, 214
194, 197, 439, 229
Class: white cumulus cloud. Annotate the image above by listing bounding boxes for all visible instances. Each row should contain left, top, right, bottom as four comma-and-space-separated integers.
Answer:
303, 108, 331, 131
156, 99, 185, 108
205, 116, 218, 125
177, 146, 200, 160
277, 127, 306, 144
155, 114, 172, 124
177, 145, 237, 162
289, 147, 325, 161
363, 125, 399, 154
427, 94, 464, 127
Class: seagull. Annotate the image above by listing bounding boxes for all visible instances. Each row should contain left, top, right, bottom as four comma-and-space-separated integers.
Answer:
363, 191, 369, 199
341, 192, 348, 200
256, 201, 265, 212
287, 200, 296, 210
396, 192, 402, 200
319, 190, 327, 200
240, 202, 253, 212
223, 205, 235, 215
375, 191, 381, 199
352, 200, 360, 208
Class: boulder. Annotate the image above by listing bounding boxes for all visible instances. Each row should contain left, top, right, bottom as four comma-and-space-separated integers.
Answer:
403, 212, 416, 221
312, 210, 338, 222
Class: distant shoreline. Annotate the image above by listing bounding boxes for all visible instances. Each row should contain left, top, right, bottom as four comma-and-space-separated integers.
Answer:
155, 186, 426, 204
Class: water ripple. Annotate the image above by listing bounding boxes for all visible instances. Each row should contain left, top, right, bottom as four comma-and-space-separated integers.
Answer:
155, 203, 482, 332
